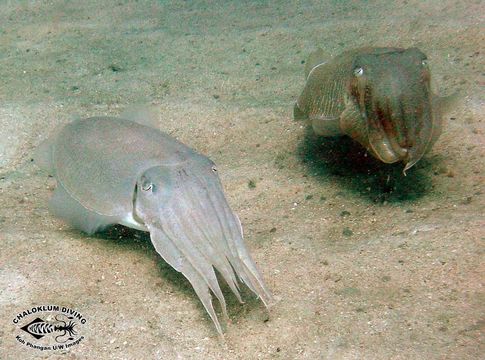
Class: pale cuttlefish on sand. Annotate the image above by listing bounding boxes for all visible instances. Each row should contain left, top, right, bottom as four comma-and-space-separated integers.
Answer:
295, 47, 453, 173
34, 114, 273, 335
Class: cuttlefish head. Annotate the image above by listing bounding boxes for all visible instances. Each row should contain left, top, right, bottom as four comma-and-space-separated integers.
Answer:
347, 48, 439, 172
132, 156, 272, 334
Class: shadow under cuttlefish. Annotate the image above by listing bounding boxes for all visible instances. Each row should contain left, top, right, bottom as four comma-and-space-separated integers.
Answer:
297, 127, 440, 204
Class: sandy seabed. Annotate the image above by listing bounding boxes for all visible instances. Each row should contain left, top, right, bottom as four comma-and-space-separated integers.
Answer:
0, 1, 483, 359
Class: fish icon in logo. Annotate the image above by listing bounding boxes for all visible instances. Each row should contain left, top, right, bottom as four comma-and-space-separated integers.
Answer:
20, 315, 77, 343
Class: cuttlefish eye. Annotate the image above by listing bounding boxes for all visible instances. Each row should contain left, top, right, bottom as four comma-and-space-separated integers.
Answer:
141, 177, 154, 192
421, 59, 428, 66
354, 67, 364, 77
211, 165, 218, 173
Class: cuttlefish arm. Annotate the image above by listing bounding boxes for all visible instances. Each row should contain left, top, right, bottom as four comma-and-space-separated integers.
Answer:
339, 94, 368, 145
145, 208, 271, 335
147, 225, 229, 335
135, 165, 273, 335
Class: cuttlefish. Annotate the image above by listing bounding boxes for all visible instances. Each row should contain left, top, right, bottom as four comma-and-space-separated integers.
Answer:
294, 47, 447, 172
34, 116, 272, 334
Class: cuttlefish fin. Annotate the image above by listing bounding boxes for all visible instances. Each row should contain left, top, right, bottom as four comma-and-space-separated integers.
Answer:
49, 183, 118, 235
310, 115, 342, 136
304, 47, 326, 79
421, 92, 461, 156
33, 137, 56, 175
121, 105, 160, 129
33, 125, 68, 176
293, 102, 308, 121
434, 91, 462, 115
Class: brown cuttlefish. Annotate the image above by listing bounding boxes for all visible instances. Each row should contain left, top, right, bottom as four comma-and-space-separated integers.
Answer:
294, 47, 450, 173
